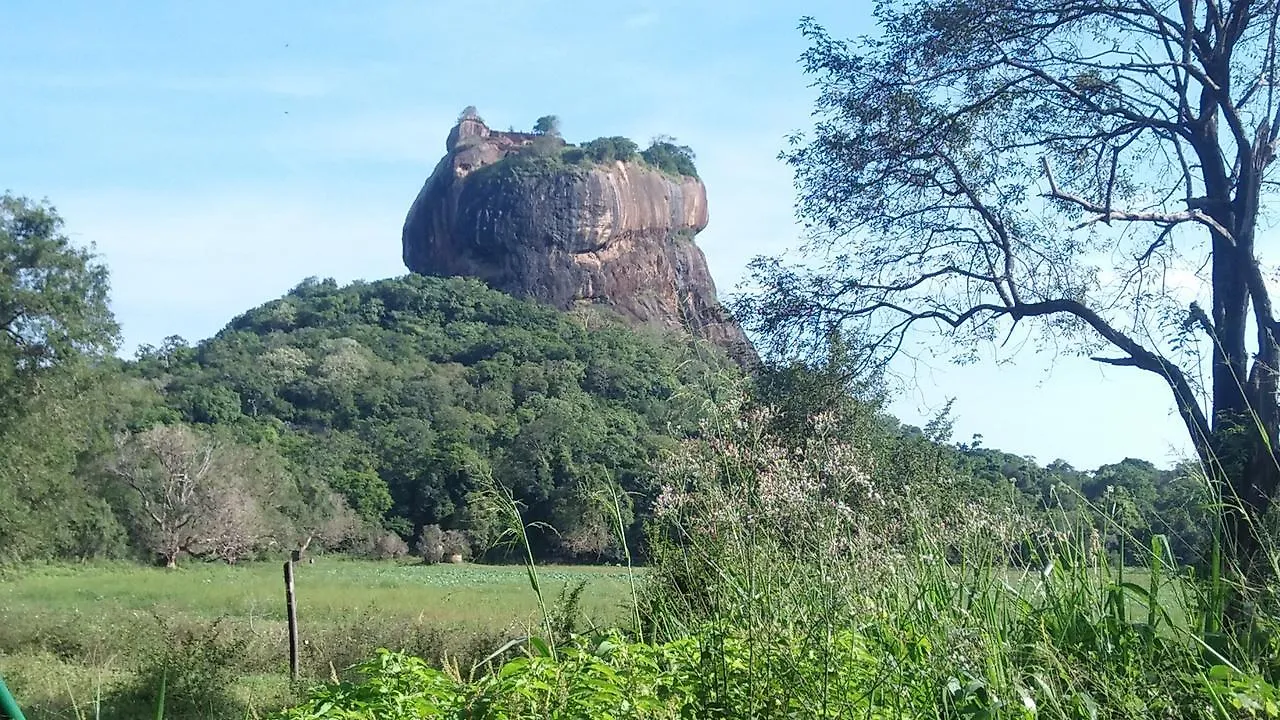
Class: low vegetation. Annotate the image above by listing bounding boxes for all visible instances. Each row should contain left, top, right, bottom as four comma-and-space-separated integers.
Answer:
471, 113, 701, 179
0, 561, 632, 718
272, 386, 1280, 719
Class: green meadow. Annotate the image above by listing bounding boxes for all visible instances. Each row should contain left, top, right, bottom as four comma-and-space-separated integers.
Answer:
0, 561, 633, 718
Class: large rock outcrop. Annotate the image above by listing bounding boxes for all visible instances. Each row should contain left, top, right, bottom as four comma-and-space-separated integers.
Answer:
402, 114, 757, 366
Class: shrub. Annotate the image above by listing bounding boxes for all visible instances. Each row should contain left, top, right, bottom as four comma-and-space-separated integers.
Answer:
372, 532, 409, 560
581, 136, 639, 164
349, 530, 410, 560
415, 523, 444, 564
441, 529, 470, 560
110, 616, 249, 719
637, 384, 1280, 718
640, 137, 698, 177
526, 134, 563, 158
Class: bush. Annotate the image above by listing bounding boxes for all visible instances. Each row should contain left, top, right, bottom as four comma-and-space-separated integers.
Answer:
581, 136, 639, 164
372, 532, 409, 560
636, 385, 1280, 718
349, 531, 409, 560
441, 529, 471, 560
640, 138, 698, 177
273, 635, 715, 720
415, 524, 444, 564
110, 616, 249, 719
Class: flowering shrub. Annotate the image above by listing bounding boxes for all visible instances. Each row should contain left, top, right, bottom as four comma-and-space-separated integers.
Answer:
645, 388, 1032, 625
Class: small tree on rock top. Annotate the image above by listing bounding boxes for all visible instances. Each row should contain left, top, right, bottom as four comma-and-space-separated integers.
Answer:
533, 115, 561, 136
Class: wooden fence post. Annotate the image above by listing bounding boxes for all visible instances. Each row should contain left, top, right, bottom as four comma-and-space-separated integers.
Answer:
284, 554, 300, 682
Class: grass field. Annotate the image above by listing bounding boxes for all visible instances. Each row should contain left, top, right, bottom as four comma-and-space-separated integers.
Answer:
0, 559, 635, 718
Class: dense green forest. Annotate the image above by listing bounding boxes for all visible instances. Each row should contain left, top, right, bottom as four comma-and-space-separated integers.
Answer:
123, 273, 734, 562
0, 192, 1212, 569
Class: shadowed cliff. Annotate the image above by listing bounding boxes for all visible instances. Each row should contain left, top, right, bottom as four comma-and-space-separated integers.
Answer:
402, 112, 757, 366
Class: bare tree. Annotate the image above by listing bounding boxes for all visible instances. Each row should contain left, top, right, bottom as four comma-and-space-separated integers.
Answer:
744, 1, 1280, 623
287, 487, 364, 558
109, 425, 269, 567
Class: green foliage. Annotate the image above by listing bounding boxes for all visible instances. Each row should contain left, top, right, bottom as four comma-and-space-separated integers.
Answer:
640, 137, 698, 178
111, 616, 249, 719
273, 634, 735, 720
126, 275, 732, 561
473, 125, 699, 180
532, 115, 560, 136
465, 140, 586, 190
750, 337, 1218, 569
631, 388, 1280, 719
0, 195, 129, 563
0, 369, 131, 562
579, 136, 639, 164
0, 193, 119, 427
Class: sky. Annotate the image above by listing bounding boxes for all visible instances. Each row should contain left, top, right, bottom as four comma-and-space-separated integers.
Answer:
0, 1, 1196, 469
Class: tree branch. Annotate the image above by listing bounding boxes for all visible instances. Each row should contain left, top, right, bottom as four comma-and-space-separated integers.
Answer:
1042, 158, 1236, 240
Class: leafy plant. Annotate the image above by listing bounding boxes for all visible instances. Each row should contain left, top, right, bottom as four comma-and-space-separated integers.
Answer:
110, 615, 248, 719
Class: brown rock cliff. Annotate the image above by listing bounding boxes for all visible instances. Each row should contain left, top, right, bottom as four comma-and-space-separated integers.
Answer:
401, 114, 757, 366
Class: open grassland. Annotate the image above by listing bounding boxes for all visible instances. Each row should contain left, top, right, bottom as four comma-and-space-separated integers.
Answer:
0, 560, 635, 719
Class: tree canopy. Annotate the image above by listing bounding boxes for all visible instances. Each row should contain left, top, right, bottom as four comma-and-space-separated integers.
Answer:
742, 2, 1280, 610
533, 115, 561, 136
0, 195, 123, 562
0, 194, 117, 426
126, 274, 736, 560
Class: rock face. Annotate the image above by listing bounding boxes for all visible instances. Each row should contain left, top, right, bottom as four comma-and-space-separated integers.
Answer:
402, 114, 757, 366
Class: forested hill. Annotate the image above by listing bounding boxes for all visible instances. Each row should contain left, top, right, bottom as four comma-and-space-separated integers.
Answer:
0, 189, 1205, 568
124, 274, 736, 559
121, 273, 1211, 565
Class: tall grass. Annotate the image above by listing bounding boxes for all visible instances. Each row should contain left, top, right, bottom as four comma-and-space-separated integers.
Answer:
636, 395, 1280, 718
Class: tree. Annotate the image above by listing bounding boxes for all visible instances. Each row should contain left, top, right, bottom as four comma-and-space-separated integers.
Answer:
108, 424, 275, 567
533, 115, 561, 136
0, 194, 118, 427
581, 136, 640, 163
641, 137, 698, 177
0, 194, 123, 562
743, 5, 1280, 619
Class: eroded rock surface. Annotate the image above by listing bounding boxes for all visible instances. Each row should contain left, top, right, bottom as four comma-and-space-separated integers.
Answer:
402, 114, 756, 366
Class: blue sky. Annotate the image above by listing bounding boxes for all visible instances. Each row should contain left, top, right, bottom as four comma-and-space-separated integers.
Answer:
0, 1, 1194, 469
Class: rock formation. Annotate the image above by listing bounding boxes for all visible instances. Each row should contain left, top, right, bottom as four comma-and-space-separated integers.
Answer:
401, 111, 757, 366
